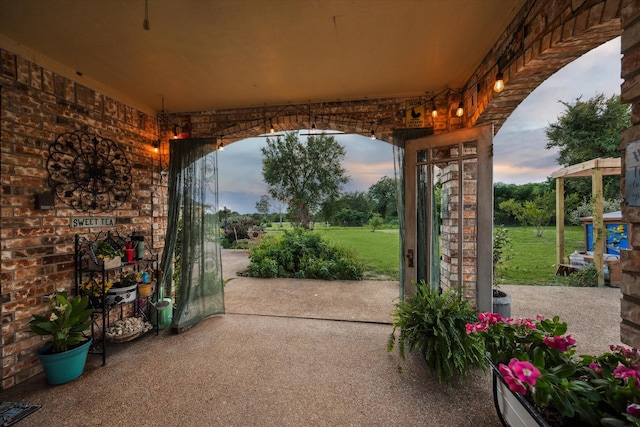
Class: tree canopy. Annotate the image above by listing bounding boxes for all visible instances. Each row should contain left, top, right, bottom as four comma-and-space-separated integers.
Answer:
545, 93, 630, 200
261, 132, 349, 228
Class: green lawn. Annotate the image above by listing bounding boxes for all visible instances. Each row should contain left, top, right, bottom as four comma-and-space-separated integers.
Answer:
262, 223, 586, 285
497, 225, 584, 286
315, 227, 400, 280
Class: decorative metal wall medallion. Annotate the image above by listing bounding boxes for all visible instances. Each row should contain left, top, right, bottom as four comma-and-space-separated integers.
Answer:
47, 130, 132, 212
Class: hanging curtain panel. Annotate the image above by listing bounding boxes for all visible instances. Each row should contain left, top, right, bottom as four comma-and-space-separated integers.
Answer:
158, 138, 224, 332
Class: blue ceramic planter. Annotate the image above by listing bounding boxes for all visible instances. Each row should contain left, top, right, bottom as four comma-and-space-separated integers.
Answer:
37, 338, 92, 385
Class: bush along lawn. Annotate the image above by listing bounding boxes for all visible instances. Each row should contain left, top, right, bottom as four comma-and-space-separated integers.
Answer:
246, 228, 364, 280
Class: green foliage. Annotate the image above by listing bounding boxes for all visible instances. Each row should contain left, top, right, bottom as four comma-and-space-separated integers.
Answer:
569, 266, 598, 287
261, 132, 349, 229
546, 94, 629, 201
493, 226, 513, 281
469, 313, 640, 425
335, 207, 370, 226
387, 282, 486, 385
247, 228, 364, 280
255, 194, 271, 218
569, 197, 622, 225
499, 192, 555, 237
224, 219, 260, 244
29, 290, 93, 353
367, 176, 398, 221
368, 213, 384, 232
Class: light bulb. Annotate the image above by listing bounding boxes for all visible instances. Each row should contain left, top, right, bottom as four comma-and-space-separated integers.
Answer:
219, 142, 224, 152
456, 102, 464, 117
431, 105, 438, 118
494, 71, 504, 93
370, 130, 375, 140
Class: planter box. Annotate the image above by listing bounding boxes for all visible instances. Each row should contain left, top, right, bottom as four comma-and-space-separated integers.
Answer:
106, 283, 137, 306
88, 255, 122, 271
490, 361, 549, 427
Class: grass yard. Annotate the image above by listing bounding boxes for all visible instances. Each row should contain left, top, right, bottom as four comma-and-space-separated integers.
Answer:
315, 227, 400, 280
497, 225, 584, 286
261, 223, 587, 285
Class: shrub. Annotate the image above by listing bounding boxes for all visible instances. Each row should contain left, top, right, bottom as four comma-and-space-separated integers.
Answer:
570, 265, 599, 287
387, 281, 486, 384
247, 228, 364, 280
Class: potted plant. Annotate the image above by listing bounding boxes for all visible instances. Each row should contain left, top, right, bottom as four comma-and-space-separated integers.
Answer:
387, 281, 486, 384
29, 290, 93, 385
79, 277, 113, 308
105, 272, 139, 305
492, 226, 513, 317
467, 312, 640, 426
91, 240, 124, 269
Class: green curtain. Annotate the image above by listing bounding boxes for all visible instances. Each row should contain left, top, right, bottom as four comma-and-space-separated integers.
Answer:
393, 143, 405, 300
158, 138, 224, 332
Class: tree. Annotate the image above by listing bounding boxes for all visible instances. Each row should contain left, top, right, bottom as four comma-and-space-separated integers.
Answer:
546, 93, 630, 200
255, 195, 271, 218
368, 176, 398, 221
261, 132, 349, 229
499, 192, 555, 237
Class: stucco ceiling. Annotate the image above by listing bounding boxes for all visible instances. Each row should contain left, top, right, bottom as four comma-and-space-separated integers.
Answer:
0, 0, 525, 115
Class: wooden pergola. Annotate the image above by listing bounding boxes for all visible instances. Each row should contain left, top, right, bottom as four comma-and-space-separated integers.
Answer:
552, 158, 621, 286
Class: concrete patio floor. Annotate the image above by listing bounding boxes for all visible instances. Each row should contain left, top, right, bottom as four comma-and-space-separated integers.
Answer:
1, 249, 623, 426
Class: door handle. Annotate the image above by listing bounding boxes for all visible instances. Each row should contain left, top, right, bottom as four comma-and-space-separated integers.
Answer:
406, 249, 414, 268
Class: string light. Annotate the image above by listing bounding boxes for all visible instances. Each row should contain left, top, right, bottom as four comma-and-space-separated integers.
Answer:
494, 71, 504, 93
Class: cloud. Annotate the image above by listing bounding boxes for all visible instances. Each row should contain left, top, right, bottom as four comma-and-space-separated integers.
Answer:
218, 134, 396, 213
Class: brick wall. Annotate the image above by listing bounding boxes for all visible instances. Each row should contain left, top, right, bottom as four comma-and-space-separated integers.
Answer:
620, 1, 640, 348
0, 48, 166, 389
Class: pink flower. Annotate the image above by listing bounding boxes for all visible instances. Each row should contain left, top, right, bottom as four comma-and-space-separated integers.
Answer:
543, 334, 576, 352
499, 359, 536, 395
627, 403, 640, 418
509, 359, 540, 387
589, 362, 603, 377
614, 365, 639, 383
478, 312, 503, 325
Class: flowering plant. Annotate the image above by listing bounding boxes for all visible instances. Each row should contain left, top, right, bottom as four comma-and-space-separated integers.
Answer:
94, 240, 123, 260
79, 277, 113, 297
29, 290, 93, 353
467, 312, 640, 426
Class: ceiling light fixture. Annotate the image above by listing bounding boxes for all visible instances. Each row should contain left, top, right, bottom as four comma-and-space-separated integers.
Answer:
493, 71, 504, 93
270, 121, 275, 134
219, 141, 224, 152
456, 102, 464, 118
431, 101, 438, 118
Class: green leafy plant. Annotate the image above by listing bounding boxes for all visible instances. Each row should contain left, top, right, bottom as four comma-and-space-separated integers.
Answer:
387, 282, 486, 384
247, 228, 363, 280
467, 312, 640, 425
29, 290, 93, 353
569, 265, 599, 287
94, 240, 124, 259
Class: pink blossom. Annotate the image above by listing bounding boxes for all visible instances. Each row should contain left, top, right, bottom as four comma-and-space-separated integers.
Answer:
627, 403, 640, 418
499, 359, 534, 395
614, 365, 639, 385
543, 334, 576, 352
509, 359, 540, 387
589, 362, 603, 377
478, 312, 502, 325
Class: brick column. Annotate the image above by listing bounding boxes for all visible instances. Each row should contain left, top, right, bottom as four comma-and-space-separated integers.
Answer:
620, 0, 640, 347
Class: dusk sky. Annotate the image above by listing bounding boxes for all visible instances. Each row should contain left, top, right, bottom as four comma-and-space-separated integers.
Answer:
218, 37, 622, 214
